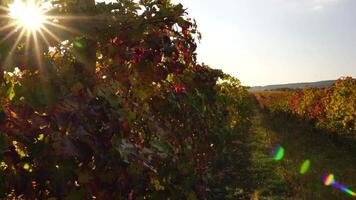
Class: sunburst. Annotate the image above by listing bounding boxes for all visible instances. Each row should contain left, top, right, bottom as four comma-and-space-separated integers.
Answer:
0, 1, 55, 44
0, 0, 81, 68
9, 0, 47, 31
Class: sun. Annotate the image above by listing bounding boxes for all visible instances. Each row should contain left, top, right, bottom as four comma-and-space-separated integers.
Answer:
9, 0, 47, 32
0, 0, 85, 68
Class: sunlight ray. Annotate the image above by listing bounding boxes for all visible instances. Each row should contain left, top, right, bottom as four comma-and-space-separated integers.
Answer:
47, 12, 116, 21
38, 29, 50, 47
24, 30, 31, 63
41, 26, 62, 43
0, 24, 25, 44
0, 21, 19, 33
3, 28, 26, 66
43, 21, 80, 34
0, 14, 10, 18
32, 32, 43, 69
0, 28, 19, 43
47, 15, 101, 20
0, 5, 8, 12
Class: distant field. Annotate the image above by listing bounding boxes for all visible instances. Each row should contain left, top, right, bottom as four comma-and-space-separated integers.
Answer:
250, 80, 336, 91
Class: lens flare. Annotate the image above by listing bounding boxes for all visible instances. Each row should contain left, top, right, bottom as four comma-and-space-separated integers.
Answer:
323, 174, 356, 197
273, 145, 285, 161
299, 160, 311, 174
0, 0, 80, 68
323, 174, 335, 186
9, 0, 47, 31
336, 184, 356, 197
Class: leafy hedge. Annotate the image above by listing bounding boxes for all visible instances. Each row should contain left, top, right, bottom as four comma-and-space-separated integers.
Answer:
254, 77, 356, 136
323, 77, 356, 134
254, 91, 291, 114
0, 0, 252, 199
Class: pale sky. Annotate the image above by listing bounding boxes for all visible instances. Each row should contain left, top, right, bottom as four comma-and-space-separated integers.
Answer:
170, 0, 356, 86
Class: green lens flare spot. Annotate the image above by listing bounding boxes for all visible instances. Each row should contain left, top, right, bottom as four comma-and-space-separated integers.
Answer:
74, 41, 84, 48
300, 160, 311, 174
274, 146, 285, 161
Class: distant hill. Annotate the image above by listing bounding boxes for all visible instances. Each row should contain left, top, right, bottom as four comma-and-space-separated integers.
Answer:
249, 80, 336, 91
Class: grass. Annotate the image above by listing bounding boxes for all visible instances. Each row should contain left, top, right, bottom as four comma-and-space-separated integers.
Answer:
258, 110, 356, 199
247, 100, 291, 200
245, 97, 356, 199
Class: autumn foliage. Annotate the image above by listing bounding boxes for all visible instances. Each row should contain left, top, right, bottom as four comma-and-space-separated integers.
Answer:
0, 0, 252, 199
255, 77, 356, 136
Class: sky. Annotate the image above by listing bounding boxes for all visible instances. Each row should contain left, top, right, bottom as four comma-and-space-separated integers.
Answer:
169, 0, 356, 86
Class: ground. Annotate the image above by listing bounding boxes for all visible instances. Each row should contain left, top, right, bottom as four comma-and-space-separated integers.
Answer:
248, 99, 356, 200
